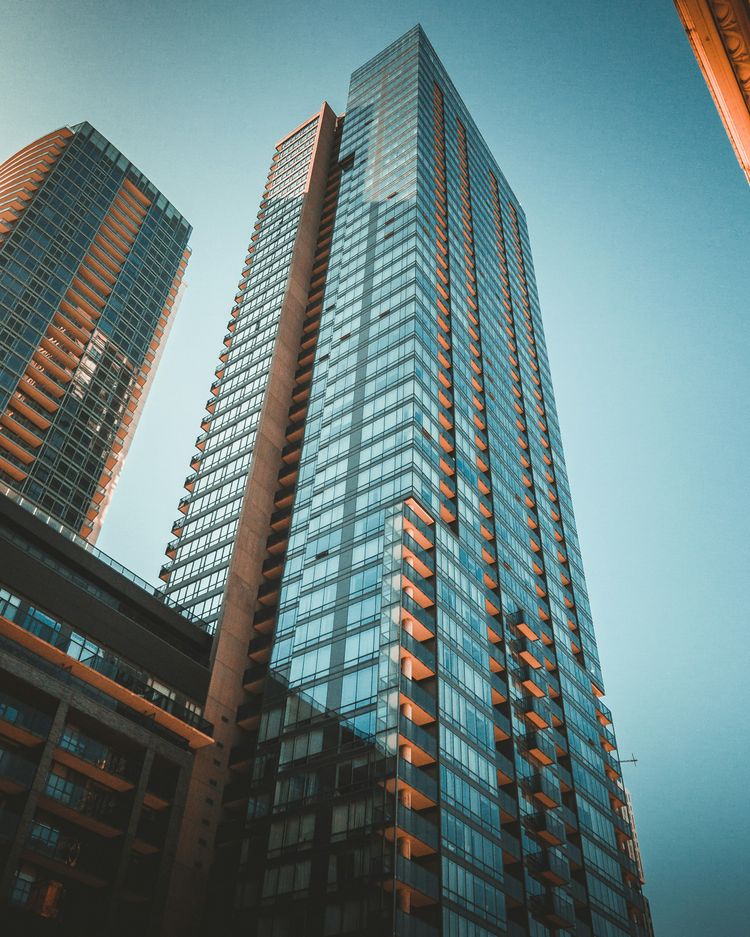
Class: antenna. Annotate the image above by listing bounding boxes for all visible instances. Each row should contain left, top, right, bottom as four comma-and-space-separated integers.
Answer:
620, 754, 638, 766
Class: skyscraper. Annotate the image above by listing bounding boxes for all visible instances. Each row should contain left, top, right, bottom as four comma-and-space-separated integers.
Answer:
0, 122, 191, 540
164, 27, 649, 937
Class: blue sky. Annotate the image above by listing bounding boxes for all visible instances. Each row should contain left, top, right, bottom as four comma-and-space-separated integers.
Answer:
3, 2, 748, 933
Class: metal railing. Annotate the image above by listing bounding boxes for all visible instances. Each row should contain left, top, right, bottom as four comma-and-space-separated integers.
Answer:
0, 483, 209, 629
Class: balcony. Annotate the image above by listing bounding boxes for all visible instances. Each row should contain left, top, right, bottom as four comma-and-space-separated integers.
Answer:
439, 492, 456, 524
0, 746, 36, 793
392, 801, 438, 853
525, 810, 566, 846
394, 853, 439, 904
0, 805, 20, 843
401, 594, 435, 641
266, 527, 289, 556
400, 677, 436, 724
613, 810, 633, 841
515, 664, 547, 698
237, 696, 262, 730
488, 641, 505, 672
490, 671, 508, 705
25, 819, 110, 887
515, 636, 544, 669
479, 515, 495, 541
495, 749, 514, 785
280, 440, 301, 464
498, 787, 518, 824
395, 909, 438, 937
566, 841, 584, 871
228, 736, 257, 773
56, 725, 136, 791
400, 631, 436, 679
508, 609, 539, 641
391, 758, 438, 809
402, 541, 434, 580
402, 566, 435, 607
256, 578, 280, 607
531, 888, 576, 928
502, 871, 525, 906
596, 699, 613, 726
493, 707, 511, 741
269, 504, 292, 532
403, 505, 434, 550
524, 772, 561, 809
523, 731, 556, 766
438, 428, 455, 454
42, 770, 128, 836
605, 776, 627, 809
0, 692, 52, 745
242, 662, 267, 693
253, 604, 276, 634
602, 749, 621, 781
273, 484, 295, 511
548, 697, 564, 728
222, 777, 250, 809
399, 717, 436, 766
625, 886, 647, 913
528, 848, 570, 885
559, 804, 579, 833
516, 694, 551, 730
478, 492, 493, 518
248, 632, 273, 661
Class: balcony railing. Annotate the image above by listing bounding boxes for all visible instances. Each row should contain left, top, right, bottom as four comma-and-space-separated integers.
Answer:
0, 746, 36, 788
400, 677, 436, 720
58, 725, 135, 782
395, 909, 438, 937
528, 848, 570, 884
524, 772, 561, 808
399, 758, 438, 804
525, 810, 566, 845
403, 503, 434, 546
44, 770, 127, 828
0, 482, 208, 628
402, 564, 435, 604
401, 595, 435, 638
400, 716, 437, 760
0, 692, 52, 738
395, 802, 438, 851
400, 631, 436, 674
395, 854, 439, 901
531, 888, 576, 927
26, 819, 107, 879
0, 806, 20, 842
15, 610, 213, 736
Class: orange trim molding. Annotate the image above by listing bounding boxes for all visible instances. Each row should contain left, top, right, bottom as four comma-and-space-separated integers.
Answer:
674, 0, 750, 182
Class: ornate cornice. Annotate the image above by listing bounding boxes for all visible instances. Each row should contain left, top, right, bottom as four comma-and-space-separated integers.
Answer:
711, 0, 750, 109
675, 0, 750, 183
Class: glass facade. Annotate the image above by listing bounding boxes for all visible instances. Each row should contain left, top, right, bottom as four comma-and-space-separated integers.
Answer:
0, 122, 191, 541
166, 26, 648, 937
162, 110, 331, 631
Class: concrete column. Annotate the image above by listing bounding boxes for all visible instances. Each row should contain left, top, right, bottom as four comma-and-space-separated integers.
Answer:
0, 697, 68, 899
106, 747, 154, 928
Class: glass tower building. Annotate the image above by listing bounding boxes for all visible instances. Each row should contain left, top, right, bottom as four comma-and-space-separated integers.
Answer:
165, 27, 649, 937
0, 123, 191, 541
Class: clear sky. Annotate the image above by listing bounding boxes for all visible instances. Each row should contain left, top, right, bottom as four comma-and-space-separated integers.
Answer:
3, 1, 748, 933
